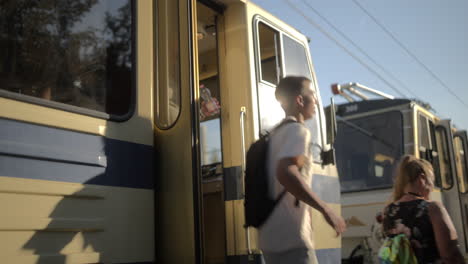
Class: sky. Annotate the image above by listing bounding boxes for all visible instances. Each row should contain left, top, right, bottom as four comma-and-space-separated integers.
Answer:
251, 0, 468, 130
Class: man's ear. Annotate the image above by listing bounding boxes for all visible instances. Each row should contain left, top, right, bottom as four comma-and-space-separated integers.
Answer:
295, 95, 304, 107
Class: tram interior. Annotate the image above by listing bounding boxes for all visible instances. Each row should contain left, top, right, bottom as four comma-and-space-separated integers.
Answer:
197, 3, 225, 264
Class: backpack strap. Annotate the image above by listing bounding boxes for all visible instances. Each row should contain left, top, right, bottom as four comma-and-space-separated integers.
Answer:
276, 190, 287, 203
270, 118, 302, 207
273, 118, 298, 132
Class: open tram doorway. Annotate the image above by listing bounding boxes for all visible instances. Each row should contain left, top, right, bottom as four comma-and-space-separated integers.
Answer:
197, 2, 226, 264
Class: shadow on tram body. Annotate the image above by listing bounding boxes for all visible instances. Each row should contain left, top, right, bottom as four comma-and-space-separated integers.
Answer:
0, 116, 155, 263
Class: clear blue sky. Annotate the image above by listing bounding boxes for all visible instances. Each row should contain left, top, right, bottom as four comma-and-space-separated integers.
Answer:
252, 0, 468, 130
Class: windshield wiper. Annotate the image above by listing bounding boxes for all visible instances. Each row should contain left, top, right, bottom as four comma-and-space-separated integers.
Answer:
337, 116, 395, 150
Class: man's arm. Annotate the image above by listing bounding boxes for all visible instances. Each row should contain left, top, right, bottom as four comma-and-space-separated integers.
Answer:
276, 156, 346, 236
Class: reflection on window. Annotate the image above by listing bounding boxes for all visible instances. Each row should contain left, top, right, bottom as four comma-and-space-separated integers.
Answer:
305, 108, 322, 163
258, 23, 280, 85
257, 82, 285, 133
335, 111, 403, 192
0, 0, 133, 116
282, 35, 311, 79
418, 115, 431, 149
435, 128, 454, 189
454, 136, 468, 193
200, 119, 222, 166
200, 119, 222, 182
155, 0, 180, 128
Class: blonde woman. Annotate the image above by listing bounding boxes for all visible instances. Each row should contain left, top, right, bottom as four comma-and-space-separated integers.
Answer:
382, 155, 465, 263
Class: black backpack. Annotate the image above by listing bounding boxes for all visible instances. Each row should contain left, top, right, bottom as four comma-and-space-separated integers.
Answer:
244, 120, 296, 228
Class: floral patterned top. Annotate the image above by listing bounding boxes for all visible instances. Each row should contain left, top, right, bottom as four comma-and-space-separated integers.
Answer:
383, 199, 440, 263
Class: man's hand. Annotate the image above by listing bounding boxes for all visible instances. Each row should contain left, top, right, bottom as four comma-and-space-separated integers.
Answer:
322, 207, 346, 237
277, 157, 347, 237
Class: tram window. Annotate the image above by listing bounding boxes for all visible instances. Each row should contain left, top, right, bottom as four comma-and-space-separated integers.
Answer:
200, 119, 222, 167
418, 115, 431, 149
335, 111, 403, 192
0, 0, 134, 117
305, 113, 323, 163
282, 35, 312, 79
429, 121, 443, 188
454, 136, 468, 193
435, 127, 454, 189
155, 0, 181, 129
255, 20, 323, 162
258, 22, 280, 85
282, 35, 320, 161
199, 77, 221, 167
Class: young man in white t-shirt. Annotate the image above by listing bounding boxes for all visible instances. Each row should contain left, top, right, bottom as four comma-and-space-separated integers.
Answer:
259, 76, 346, 264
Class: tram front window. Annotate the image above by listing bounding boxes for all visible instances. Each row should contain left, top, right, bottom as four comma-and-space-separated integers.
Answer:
335, 111, 403, 192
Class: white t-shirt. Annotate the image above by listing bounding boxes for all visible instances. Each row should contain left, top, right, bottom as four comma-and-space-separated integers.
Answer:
258, 117, 314, 252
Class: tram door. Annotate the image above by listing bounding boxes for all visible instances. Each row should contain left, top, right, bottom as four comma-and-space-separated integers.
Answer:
154, 0, 206, 263
197, 3, 227, 264
454, 131, 468, 255
155, 1, 228, 262
197, 1, 275, 261
434, 120, 467, 255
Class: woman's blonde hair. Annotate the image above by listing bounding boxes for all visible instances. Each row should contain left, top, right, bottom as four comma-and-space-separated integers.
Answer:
392, 155, 434, 202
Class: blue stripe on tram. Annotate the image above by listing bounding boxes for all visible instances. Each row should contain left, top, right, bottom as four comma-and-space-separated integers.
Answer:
0, 118, 154, 189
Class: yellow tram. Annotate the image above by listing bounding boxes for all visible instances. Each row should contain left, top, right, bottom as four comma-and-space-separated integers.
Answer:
0, 0, 341, 263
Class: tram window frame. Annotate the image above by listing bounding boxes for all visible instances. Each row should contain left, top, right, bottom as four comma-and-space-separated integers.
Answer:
0, 0, 136, 121
418, 114, 432, 151
253, 17, 325, 163
281, 33, 323, 162
429, 120, 443, 188
154, 0, 182, 129
257, 22, 282, 86
419, 114, 443, 188
435, 126, 454, 190
253, 19, 285, 135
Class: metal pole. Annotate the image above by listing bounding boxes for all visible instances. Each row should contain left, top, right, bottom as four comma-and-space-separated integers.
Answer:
352, 82, 395, 99
239, 107, 252, 255
347, 87, 369, 101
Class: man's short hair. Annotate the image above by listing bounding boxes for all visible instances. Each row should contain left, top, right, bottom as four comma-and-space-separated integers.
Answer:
275, 76, 311, 103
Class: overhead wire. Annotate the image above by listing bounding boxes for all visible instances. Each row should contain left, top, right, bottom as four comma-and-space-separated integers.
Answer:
351, 0, 468, 109
283, 0, 407, 98
301, 0, 419, 100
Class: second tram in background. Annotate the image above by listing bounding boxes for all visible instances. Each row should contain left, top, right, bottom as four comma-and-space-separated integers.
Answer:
330, 83, 468, 263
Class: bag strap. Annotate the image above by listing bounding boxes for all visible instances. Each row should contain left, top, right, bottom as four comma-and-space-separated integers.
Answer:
273, 118, 298, 132
271, 118, 302, 207
275, 190, 287, 204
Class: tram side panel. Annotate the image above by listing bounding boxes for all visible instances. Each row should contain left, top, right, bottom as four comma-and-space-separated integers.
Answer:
0, 118, 155, 263
0, 1, 156, 263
